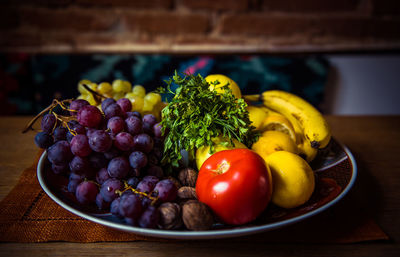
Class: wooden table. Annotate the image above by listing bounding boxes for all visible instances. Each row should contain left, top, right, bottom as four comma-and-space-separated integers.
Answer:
0, 116, 399, 256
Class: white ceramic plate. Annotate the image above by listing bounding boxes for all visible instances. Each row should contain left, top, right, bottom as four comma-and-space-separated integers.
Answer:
37, 138, 357, 239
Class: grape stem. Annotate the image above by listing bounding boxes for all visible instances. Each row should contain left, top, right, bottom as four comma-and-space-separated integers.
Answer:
22, 99, 73, 134
116, 181, 159, 206
82, 84, 106, 104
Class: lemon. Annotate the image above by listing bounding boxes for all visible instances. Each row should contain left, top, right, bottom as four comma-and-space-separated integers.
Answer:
195, 137, 247, 170
247, 106, 270, 130
265, 151, 315, 209
259, 114, 297, 142
205, 74, 242, 99
251, 131, 297, 159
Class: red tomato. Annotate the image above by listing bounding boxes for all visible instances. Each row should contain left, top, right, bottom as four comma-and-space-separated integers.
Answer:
196, 148, 272, 225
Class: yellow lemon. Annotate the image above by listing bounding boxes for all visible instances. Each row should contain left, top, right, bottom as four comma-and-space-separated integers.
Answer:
251, 131, 297, 159
247, 105, 270, 130
265, 151, 315, 209
205, 74, 242, 99
195, 137, 247, 170
259, 114, 297, 142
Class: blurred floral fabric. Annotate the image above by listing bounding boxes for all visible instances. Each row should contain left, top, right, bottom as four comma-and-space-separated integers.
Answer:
0, 54, 329, 115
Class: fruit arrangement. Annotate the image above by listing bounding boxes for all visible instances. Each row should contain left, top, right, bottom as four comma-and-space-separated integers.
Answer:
27, 72, 333, 231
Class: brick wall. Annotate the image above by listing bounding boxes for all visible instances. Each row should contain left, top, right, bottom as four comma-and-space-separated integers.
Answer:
0, 0, 399, 53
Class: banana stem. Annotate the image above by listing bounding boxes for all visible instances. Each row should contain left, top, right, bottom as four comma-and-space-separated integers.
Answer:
243, 94, 261, 102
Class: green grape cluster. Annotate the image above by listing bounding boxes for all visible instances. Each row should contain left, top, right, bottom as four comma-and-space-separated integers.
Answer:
76, 79, 165, 120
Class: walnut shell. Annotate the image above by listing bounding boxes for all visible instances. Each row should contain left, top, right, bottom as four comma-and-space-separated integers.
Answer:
178, 168, 197, 187
182, 200, 214, 231
158, 202, 183, 230
177, 186, 197, 200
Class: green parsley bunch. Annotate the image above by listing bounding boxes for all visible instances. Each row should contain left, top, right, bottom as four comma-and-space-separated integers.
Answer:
158, 71, 258, 170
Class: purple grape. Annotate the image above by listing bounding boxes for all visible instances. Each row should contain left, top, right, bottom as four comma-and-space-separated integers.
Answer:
71, 123, 86, 135
121, 190, 134, 199
66, 131, 74, 143
101, 98, 116, 112
138, 205, 159, 228
75, 181, 99, 204
136, 179, 156, 193
70, 99, 89, 116
146, 165, 164, 178
107, 116, 125, 135
51, 163, 68, 174
153, 179, 178, 203
41, 113, 57, 133
107, 156, 130, 179
118, 193, 143, 219
96, 167, 111, 184
141, 197, 152, 209
48, 140, 73, 165
89, 152, 108, 170
114, 132, 134, 151
96, 193, 110, 210
143, 175, 160, 183
125, 217, 137, 226
86, 128, 97, 138
127, 177, 140, 188
69, 156, 91, 175
68, 120, 79, 127
133, 133, 154, 153
70, 134, 92, 157
34, 132, 53, 149
77, 105, 103, 128
68, 179, 81, 193
126, 111, 141, 119
110, 197, 122, 217
117, 98, 132, 113
53, 127, 67, 141
104, 103, 124, 120
142, 114, 157, 134
70, 172, 85, 181
151, 146, 163, 160
100, 178, 123, 202
125, 116, 142, 135
88, 130, 112, 153
147, 152, 159, 166
104, 147, 120, 160
129, 151, 148, 169
153, 123, 163, 138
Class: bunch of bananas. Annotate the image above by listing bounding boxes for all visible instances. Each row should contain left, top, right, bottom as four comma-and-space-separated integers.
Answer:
245, 90, 331, 163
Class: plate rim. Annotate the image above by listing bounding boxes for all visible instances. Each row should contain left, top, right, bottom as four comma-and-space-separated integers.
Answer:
37, 140, 357, 240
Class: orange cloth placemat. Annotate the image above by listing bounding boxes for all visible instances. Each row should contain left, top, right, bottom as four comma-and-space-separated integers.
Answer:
0, 151, 389, 243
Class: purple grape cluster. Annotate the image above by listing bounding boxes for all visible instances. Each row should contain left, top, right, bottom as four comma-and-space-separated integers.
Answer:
35, 98, 178, 229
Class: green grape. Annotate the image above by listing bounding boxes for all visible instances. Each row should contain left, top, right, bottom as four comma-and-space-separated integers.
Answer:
132, 85, 146, 98
126, 93, 144, 112
113, 91, 125, 101
112, 79, 124, 93
142, 98, 155, 112
78, 79, 93, 95
85, 94, 97, 106
144, 92, 162, 106
113, 80, 131, 93
123, 81, 132, 92
98, 82, 112, 94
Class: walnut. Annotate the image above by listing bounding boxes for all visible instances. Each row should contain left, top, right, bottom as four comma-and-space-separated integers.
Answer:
158, 202, 183, 230
182, 200, 214, 231
178, 168, 197, 187
177, 186, 197, 200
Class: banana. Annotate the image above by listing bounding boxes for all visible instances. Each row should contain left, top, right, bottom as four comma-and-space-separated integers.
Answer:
260, 90, 331, 149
